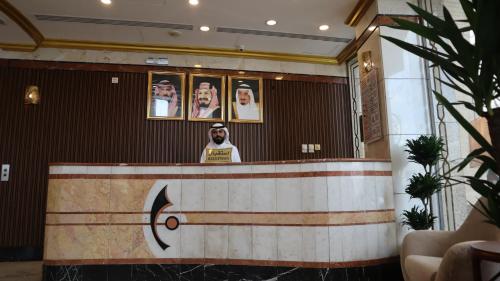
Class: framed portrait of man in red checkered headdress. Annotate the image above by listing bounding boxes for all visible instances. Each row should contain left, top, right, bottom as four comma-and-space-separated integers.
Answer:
188, 73, 225, 122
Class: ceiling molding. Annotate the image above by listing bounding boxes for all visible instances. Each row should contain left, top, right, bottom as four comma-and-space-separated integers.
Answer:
40, 39, 339, 65
216, 27, 351, 43
344, 0, 375, 27
0, 0, 44, 45
34, 14, 194, 30
0, 42, 37, 51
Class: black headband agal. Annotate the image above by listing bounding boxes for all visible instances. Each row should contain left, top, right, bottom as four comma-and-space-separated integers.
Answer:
211, 123, 226, 129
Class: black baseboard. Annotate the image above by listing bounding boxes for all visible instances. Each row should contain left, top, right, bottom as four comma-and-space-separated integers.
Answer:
0, 247, 42, 261
44, 263, 403, 281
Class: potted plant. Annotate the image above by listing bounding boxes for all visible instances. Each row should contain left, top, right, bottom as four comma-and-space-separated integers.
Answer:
381, 0, 500, 228
402, 135, 444, 230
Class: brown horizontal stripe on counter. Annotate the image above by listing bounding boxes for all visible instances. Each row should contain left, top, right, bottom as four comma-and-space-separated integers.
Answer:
43, 256, 400, 268
48, 158, 392, 166
46, 209, 395, 215
45, 210, 395, 226
48, 170, 392, 179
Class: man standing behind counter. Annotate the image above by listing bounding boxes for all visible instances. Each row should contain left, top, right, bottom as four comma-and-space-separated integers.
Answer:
200, 123, 241, 163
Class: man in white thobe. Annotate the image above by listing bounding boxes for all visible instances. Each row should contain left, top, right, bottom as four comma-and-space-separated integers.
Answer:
200, 123, 241, 163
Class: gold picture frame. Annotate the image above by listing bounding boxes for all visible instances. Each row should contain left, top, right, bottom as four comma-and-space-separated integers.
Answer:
147, 71, 186, 120
188, 73, 226, 122
228, 76, 264, 123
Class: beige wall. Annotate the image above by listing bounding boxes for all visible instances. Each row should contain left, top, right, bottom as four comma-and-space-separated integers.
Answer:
0, 47, 347, 77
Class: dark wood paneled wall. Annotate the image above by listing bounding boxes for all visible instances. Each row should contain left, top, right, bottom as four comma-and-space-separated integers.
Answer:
0, 59, 352, 248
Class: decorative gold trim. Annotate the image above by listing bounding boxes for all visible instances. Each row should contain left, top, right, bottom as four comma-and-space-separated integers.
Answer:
188, 73, 226, 122
0, 0, 44, 45
344, 0, 375, 27
228, 76, 264, 124
40, 39, 339, 65
146, 71, 186, 120
0, 42, 37, 52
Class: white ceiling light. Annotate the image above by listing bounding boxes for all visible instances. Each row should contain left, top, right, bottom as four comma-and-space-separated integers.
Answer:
189, 0, 199, 6
266, 19, 277, 26
100, 0, 111, 5
319, 25, 329, 31
194, 64, 202, 68
200, 26, 210, 32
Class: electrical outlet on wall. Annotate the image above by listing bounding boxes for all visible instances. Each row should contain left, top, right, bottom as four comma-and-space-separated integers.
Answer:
301, 144, 308, 153
308, 144, 315, 153
1, 164, 10, 182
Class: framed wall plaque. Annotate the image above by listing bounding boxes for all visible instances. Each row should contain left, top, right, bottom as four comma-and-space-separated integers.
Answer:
188, 73, 225, 122
147, 71, 185, 120
228, 76, 263, 123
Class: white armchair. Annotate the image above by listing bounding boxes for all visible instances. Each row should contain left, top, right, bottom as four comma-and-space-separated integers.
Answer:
401, 198, 500, 281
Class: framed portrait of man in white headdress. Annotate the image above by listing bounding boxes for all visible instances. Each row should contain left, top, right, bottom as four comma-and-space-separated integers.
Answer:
188, 73, 226, 122
228, 76, 263, 123
147, 71, 185, 120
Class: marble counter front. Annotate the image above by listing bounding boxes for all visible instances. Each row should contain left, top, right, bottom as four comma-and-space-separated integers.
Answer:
43, 159, 400, 281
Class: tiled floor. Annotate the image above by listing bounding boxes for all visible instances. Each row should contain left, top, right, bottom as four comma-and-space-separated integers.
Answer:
0, 261, 42, 281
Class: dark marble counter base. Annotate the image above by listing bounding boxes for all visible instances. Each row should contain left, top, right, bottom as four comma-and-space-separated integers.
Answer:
44, 263, 403, 281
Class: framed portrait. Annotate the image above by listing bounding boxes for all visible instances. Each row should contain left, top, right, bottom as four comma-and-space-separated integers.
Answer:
228, 76, 263, 123
188, 73, 225, 122
147, 71, 185, 120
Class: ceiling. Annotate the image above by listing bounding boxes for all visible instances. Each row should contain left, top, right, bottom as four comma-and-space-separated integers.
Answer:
1, 0, 358, 60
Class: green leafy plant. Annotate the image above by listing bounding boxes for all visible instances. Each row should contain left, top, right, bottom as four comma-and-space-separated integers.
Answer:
406, 173, 443, 203
402, 136, 444, 230
406, 135, 444, 170
382, 0, 500, 228
402, 206, 437, 230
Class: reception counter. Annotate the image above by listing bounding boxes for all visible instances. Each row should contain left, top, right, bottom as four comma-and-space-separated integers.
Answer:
44, 159, 399, 280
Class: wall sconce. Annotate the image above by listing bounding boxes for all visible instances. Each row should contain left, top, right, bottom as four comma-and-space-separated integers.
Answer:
24, 85, 40, 105
362, 51, 374, 72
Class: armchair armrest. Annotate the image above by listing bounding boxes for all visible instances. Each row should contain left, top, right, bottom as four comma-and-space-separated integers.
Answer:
402, 230, 457, 259
401, 230, 457, 281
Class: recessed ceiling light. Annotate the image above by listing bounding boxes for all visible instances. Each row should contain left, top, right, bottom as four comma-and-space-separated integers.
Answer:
194, 64, 202, 68
200, 26, 210, 32
189, 0, 199, 5
238, 71, 245, 74
266, 19, 277, 26
275, 76, 284, 80
319, 25, 329, 31
101, 0, 111, 5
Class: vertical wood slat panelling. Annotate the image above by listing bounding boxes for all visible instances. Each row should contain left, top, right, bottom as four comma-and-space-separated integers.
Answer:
0, 64, 352, 248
